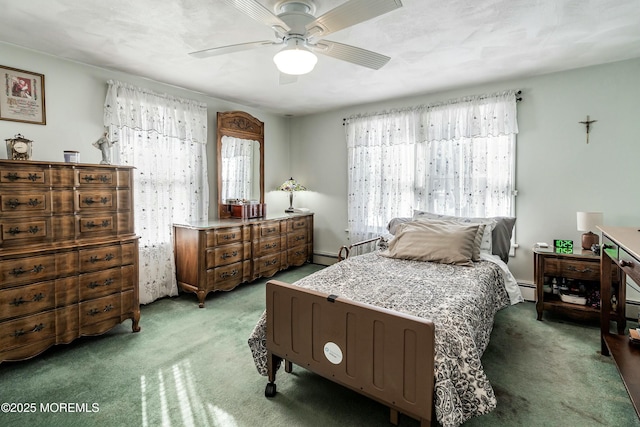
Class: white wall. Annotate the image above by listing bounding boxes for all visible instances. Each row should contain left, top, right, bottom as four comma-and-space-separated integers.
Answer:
3, 40, 639, 295
290, 58, 640, 287
0, 42, 292, 217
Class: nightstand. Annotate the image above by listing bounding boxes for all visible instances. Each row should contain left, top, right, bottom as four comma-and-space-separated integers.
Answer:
534, 246, 619, 322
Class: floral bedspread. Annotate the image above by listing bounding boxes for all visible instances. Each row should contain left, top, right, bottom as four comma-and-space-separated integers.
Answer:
248, 251, 511, 427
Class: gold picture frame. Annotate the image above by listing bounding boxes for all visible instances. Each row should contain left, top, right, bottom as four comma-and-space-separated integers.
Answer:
0, 65, 46, 125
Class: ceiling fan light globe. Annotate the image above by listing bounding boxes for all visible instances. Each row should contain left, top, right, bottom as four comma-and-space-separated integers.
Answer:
273, 48, 317, 75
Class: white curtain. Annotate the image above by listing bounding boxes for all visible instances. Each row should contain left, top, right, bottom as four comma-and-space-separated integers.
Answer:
104, 80, 209, 304
221, 135, 255, 201
345, 91, 518, 243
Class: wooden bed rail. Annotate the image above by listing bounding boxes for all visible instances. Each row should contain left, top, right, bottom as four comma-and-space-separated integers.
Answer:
337, 236, 384, 261
265, 279, 435, 426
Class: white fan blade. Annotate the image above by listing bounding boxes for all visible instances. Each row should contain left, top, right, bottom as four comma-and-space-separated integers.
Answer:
189, 40, 276, 59
311, 40, 390, 70
279, 73, 298, 85
305, 0, 402, 39
222, 0, 291, 36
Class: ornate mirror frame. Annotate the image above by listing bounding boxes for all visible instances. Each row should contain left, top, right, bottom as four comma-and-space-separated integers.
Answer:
217, 111, 265, 218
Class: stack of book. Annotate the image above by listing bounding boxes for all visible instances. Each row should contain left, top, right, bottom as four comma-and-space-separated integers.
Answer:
630, 328, 640, 345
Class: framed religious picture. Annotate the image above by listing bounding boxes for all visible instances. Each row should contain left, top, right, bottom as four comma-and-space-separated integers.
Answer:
0, 65, 46, 125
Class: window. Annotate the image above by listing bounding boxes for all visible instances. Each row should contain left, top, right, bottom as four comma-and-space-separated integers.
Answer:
345, 91, 518, 243
104, 80, 208, 304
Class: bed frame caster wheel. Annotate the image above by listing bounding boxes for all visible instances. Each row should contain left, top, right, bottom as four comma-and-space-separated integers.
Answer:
265, 382, 277, 397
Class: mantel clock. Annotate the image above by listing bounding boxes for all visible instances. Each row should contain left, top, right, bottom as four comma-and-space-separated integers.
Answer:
5, 134, 33, 160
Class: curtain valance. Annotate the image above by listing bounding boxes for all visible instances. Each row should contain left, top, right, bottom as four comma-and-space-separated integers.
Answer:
420, 91, 518, 141
345, 90, 519, 147
103, 80, 208, 145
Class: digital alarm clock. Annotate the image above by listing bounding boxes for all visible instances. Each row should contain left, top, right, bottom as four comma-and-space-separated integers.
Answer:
553, 239, 573, 254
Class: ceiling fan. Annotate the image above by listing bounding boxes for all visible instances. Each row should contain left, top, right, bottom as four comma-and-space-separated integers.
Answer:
189, 0, 403, 77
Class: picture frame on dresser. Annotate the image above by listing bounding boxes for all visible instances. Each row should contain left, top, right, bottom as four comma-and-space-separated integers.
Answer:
0, 65, 46, 125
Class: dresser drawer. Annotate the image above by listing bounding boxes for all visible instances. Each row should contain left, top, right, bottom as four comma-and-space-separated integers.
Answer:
254, 236, 282, 257
254, 253, 281, 277
287, 230, 307, 248
287, 246, 308, 267
1, 218, 50, 245
76, 190, 116, 211
79, 293, 121, 326
75, 169, 116, 187
289, 217, 308, 231
79, 267, 123, 301
207, 227, 243, 247
0, 310, 56, 352
1, 191, 51, 216
79, 244, 122, 273
207, 262, 243, 291
77, 214, 117, 238
544, 258, 599, 281
0, 254, 57, 288
260, 221, 281, 237
0, 281, 55, 321
0, 166, 48, 186
207, 243, 244, 268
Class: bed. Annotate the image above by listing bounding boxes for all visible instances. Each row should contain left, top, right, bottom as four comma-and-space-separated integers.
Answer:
248, 213, 523, 427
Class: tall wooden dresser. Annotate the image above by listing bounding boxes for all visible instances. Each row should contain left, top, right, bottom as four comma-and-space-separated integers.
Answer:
0, 160, 140, 363
173, 213, 313, 307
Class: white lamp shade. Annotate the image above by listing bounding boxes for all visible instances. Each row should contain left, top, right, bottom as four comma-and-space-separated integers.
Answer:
273, 40, 318, 75
576, 211, 603, 232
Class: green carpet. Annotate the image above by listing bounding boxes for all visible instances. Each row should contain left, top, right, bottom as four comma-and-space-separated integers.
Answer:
0, 263, 638, 427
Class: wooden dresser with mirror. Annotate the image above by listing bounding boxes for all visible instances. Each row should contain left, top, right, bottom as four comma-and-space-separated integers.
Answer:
174, 110, 314, 307
173, 213, 313, 307
0, 159, 140, 363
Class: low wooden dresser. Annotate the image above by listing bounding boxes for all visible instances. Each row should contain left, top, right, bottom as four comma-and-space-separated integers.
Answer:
173, 213, 313, 307
0, 160, 140, 364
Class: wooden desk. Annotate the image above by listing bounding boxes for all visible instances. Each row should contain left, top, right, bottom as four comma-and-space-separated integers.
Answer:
599, 226, 640, 418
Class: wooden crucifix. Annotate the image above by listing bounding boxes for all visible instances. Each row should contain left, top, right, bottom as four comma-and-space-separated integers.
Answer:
579, 115, 597, 144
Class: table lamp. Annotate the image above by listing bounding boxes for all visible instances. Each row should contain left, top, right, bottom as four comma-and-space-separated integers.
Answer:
577, 211, 603, 250
279, 177, 306, 213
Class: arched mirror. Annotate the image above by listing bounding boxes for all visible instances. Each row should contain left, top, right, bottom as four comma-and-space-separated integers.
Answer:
217, 111, 265, 218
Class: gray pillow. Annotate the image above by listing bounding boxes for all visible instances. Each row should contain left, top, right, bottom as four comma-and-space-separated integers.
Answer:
412, 210, 516, 263
489, 216, 517, 263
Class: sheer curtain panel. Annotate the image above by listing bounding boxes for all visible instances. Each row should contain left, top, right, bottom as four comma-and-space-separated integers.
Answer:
104, 80, 209, 304
345, 91, 518, 244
